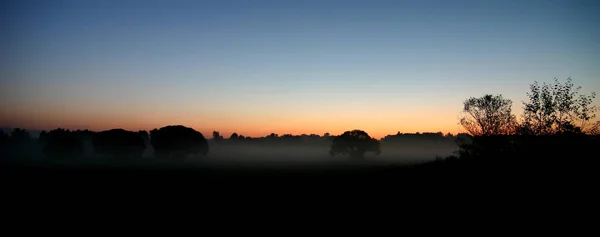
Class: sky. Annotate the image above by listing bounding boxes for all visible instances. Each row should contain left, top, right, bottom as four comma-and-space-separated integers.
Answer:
1, 0, 599, 139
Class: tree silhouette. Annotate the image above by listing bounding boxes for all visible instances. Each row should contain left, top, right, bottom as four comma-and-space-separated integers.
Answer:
460, 94, 517, 136
39, 130, 47, 139
322, 132, 332, 142
92, 129, 145, 158
329, 130, 381, 159
213, 131, 224, 141
150, 125, 209, 160
10, 128, 31, 143
230, 133, 238, 140
42, 128, 84, 159
522, 77, 598, 135
0, 130, 8, 145
138, 130, 149, 141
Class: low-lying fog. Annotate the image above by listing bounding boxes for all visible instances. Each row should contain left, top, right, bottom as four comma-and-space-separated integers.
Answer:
2, 141, 458, 169
177, 142, 458, 168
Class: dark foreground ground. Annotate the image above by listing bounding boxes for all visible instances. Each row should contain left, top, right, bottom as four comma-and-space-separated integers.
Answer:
2, 158, 595, 232
2, 155, 595, 192
2, 156, 598, 223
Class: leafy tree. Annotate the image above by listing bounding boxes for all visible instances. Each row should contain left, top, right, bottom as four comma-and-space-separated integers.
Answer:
150, 125, 209, 159
460, 94, 517, 136
230, 133, 238, 140
42, 128, 84, 159
329, 130, 381, 159
0, 130, 8, 145
10, 128, 32, 142
212, 131, 224, 141
138, 130, 149, 140
522, 77, 598, 135
39, 130, 47, 139
93, 129, 146, 158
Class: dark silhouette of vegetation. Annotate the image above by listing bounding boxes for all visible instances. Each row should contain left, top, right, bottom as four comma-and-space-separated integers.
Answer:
92, 129, 146, 158
521, 77, 598, 135
381, 131, 459, 143
457, 94, 519, 161
41, 128, 84, 159
1, 128, 36, 158
0, 130, 9, 145
138, 130, 149, 141
230, 132, 239, 140
213, 131, 224, 141
456, 77, 599, 166
10, 128, 32, 143
266, 133, 278, 140
2, 76, 598, 193
459, 94, 517, 136
207, 132, 337, 147
329, 130, 381, 159
150, 125, 209, 160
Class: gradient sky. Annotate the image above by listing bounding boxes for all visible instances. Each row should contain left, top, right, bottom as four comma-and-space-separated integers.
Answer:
1, 0, 599, 138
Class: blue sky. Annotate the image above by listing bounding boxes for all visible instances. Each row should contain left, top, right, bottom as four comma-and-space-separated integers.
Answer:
1, 0, 599, 137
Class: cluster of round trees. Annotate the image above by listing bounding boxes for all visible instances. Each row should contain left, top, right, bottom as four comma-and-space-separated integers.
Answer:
36, 124, 382, 160
92, 129, 146, 158
41, 125, 209, 160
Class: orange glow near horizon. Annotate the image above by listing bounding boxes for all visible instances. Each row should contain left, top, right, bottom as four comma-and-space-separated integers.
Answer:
4, 0, 600, 142
0, 106, 465, 139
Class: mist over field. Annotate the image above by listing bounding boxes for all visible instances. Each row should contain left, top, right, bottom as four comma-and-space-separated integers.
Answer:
206, 143, 457, 164
0, 131, 458, 170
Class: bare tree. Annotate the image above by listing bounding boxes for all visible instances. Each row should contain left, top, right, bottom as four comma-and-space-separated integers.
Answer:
460, 94, 517, 136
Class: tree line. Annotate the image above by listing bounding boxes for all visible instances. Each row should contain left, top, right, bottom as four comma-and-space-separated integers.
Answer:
1, 77, 598, 162
0, 126, 459, 161
0, 126, 209, 160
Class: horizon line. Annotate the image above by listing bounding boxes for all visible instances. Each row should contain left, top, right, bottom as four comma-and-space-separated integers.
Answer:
0, 125, 466, 138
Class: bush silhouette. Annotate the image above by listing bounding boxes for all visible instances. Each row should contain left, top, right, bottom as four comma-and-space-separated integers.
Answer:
329, 129, 381, 159
92, 129, 146, 158
150, 125, 209, 160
